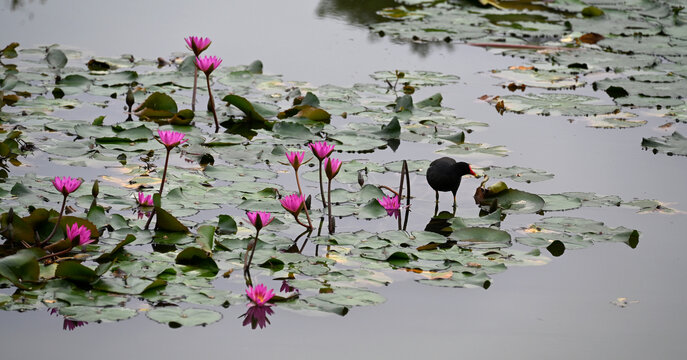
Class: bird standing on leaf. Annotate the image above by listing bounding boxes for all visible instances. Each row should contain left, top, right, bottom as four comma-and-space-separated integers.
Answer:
426, 157, 477, 211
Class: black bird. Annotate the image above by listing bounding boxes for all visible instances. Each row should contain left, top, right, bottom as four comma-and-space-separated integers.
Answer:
426, 157, 477, 208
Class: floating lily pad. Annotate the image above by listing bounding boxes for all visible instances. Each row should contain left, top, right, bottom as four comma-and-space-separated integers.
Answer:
60, 306, 138, 322
477, 188, 545, 214
490, 93, 618, 116
483, 165, 553, 183
490, 68, 584, 89
370, 70, 459, 86
642, 131, 687, 156
146, 307, 222, 327
451, 227, 512, 248
416, 271, 491, 289
311, 287, 385, 307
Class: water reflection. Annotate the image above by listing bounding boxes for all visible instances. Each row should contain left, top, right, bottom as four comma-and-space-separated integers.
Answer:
314, 0, 397, 27
315, 0, 454, 57
423, 211, 453, 237
48, 308, 88, 331
280, 279, 298, 294
6, 0, 46, 11
241, 274, 277, 330
241, 304, 274, 330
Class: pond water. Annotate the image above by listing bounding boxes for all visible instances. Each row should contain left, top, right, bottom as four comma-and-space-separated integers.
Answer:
1, 0, 686, 359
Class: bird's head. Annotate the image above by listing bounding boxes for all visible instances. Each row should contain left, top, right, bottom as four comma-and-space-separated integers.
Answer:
455, 162, 477, 177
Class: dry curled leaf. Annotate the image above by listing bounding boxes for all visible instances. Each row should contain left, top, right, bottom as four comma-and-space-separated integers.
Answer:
579, 32, 604, 44
508, 65, 535, 71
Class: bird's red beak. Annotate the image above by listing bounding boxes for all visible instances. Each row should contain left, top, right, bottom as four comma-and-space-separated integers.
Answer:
469, 166, 477, 177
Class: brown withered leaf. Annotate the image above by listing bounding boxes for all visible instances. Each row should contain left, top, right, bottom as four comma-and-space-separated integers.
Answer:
579, 33, 604, 44
508, 65, 535, 71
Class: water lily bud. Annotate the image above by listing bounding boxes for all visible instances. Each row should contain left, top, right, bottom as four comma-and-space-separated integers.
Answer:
487, 181, 508, 195
126, 88, 135, 108
91, 180, 99, 198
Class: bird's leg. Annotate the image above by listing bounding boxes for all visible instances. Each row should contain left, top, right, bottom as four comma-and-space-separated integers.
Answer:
435, 191, 439, 203
452, 194, 457, 215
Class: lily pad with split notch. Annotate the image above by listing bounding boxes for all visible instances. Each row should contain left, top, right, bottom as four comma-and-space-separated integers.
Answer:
451, 227, 512, 249
642, 131, 687, 156
483, 165, 553, 183
490, 93, 619, 117
60, 306, 138, 322
477, 188, 545, 214
146, 307, 222, 327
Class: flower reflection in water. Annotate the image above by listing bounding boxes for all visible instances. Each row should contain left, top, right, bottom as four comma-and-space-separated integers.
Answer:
280, 279, 298, 294
63, 319, 88, 331
241, 304, 275, 330
136, 209, 152, 220
48, 308, 88, 331
241, 283, 277, 329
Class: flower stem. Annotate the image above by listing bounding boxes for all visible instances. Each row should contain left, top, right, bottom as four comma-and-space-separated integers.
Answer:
318, 160, 326, 208
327, 178, 334, 234
143, 207, 156, 231
294, 170, 313, 229
42, 194, 67, 245
38, 246, 73, 262
144, 148, 171, 230
402, 160, 411, 231
244, 230, 260, 270
378, 185, 399, 197
297, 228, 312, 253
159, 148, 171, 195
205, 75, 219, 133
192, 67, 198, 112
398, 162, 405, 231
294, 214, 310, 229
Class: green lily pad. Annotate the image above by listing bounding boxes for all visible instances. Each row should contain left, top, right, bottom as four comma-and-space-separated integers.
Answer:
451, 227, 512, 248
311, 287, 385, 307
55, 261, 100, 285
371, 70, 459, 86
146, 307, 223, 327
477, 188, 545, 214
642, 131, 687, 156
491, 93, 619, 117
60, 306, 138, 322
483, 165, 553, 183
416, 271, 491, 289
0, 249, 40, 289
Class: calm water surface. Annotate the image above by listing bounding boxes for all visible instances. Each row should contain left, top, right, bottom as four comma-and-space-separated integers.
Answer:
1, 1, 686, 359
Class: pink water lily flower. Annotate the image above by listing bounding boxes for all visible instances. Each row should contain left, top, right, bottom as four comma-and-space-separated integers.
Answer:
323, 157, 342, 180
378, 196, 400, 211
157, 129, 188, 149
185, 36, 211, 56
136, 192, 154, 207
246, 284, 275, 306
65, 223, 94, 246
280, 193, 305, 216
52, 176, 82, 196
309, 141, 335, 160
195, 55, 222, 76
378, 195, 401, 218
246, 211, 274, 231
285, 151, 306, 170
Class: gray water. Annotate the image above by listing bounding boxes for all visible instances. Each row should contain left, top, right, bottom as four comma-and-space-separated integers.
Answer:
1, 0, 686, 359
